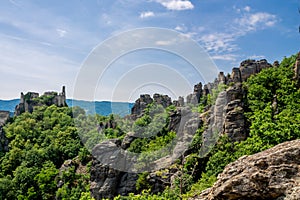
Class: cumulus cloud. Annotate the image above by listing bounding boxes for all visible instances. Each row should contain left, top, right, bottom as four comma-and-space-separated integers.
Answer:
140, 11, 155, 19
155, 0, 194, 11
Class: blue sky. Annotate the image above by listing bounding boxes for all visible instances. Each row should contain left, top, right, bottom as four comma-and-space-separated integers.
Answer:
0, 0, 299, 101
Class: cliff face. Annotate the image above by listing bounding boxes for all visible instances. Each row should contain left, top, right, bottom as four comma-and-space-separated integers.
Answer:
0, 111, 10, 152
14, 86, 66, 116
194, 139, 300, 200
89, 58, 277, 199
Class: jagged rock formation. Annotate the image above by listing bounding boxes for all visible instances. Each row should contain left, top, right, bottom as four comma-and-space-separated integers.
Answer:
216, 59, 272, 142
186, 83, 203, 105
90, 106, 202, 199
131, 93, 172, 119
194, 139, 300, 200
239, 59, 272, 82
90, 158, 138, 200
57, 156, 89, 189
90, 58, 277, 199
131, 94, 153, 117
0, 111, 10, 152
223, 83, 247, 142
90, 139, 139, 199
14, 86, 66, 116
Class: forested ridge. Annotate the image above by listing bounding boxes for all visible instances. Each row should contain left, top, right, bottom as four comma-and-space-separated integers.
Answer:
0, 53, 299, 200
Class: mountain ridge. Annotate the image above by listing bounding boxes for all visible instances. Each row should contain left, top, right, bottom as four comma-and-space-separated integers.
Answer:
0, 99, 134, 117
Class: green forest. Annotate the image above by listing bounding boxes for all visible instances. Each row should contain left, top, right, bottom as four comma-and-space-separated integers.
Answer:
0, 53, 299, 200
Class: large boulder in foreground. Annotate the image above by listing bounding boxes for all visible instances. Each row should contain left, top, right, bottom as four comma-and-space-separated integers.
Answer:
194, 139, 300, 200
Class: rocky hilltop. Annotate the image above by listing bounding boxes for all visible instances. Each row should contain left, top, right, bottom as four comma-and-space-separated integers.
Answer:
1, 53, 299, 200
194, 139, 300, 200
89, 56, 288, 199
14, 86, 67, 116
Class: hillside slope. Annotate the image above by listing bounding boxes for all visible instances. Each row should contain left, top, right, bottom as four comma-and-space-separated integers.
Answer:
0, 52, 299, 200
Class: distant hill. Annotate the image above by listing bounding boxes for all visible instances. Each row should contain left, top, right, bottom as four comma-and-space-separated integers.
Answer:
0, 99, 19, 116
0, 99, 133, 117
66, 99, 133, 117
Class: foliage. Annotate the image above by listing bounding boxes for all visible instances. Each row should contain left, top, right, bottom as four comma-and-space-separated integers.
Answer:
1, 53, 300, 199
183, 53, 300, 197
0, 105, 91, 200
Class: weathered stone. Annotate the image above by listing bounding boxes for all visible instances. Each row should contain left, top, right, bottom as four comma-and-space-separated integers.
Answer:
0, 111, 10, 126
57, 156, 88, 189
202, 84, 210, 96
224, 100, 247, 142
14, 86, 66, 116
0, 111, 10, 152
153, 94, 172, 108
193, 82, 203, 102
230, 68, 242, 83
240, 59, 258, 81
218, 72, 226, 84
90, 142, 138, 199
131, 94, 153, 117
194, 139, 300, 200
293, 52, 300, 82
239, 59, 272, 82
201, 91, 227, 156
178, 96, 184, 107
121, 132, 137, 150
226, 83, 244, 103
186, 94, 193, 104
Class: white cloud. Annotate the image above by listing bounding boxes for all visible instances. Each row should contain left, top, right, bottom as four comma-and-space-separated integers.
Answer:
196, 11, 277, 57
140, 11, 155, 19
155, 0, 194, 11
244, 6, 251, 12
198, 33, 238, 53
211, 54, 238, 61
248, 54, 265, 60
236, 12, 277, 31
155, 39, 176, 46
174, 24, 187, 31
175, 25, 184, 31
56, 28, 67, 37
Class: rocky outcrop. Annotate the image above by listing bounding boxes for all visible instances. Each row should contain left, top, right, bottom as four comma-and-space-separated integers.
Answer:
186, 83, 204, 105
239, 59, 272, 82
131, 94, 153, 117
194, 139, 300, 200
173, 96, 184, 107
90, 57, 276, 199
218, 72, 227, 84
57, 156, 89, 189
15, 86, 66, 116
229, 68, 242, 83
223, 83, 247, 142
294, 52, 300, 83
131, 94, 173, 119
90, 158, 138, 199
153, 93, 172, 108
0, 111, 10, 152
0, 111, 9, 126
90, 139, 138, 199
216, 58, 272, 142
